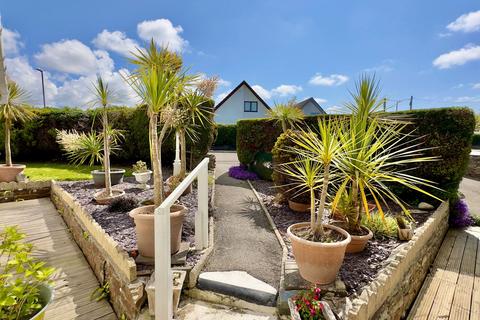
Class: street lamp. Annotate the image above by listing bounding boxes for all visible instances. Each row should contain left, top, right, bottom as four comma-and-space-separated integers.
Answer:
35, 68, 46, 108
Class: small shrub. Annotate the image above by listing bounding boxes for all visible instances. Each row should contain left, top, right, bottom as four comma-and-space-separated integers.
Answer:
132, 160, 149, 173
449, 198, 474, 228
107, 196, 138, 212
291, 287, 325, 320
228, 165, 258, 180
472, 215, 480, 227
251, 151, 273, 181
361, 213, 398, 238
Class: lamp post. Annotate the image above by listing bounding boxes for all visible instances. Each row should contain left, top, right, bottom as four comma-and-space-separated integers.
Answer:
35, 68, 46, 108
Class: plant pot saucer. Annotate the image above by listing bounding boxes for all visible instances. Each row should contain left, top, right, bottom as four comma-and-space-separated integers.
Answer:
94, 189, 125, 205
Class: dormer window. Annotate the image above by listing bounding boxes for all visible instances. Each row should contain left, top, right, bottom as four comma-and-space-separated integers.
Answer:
244, 101, 258, 112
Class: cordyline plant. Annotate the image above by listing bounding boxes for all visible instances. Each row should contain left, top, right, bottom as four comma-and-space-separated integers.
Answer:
267, 99, 305, 133
125, 40, 192, 207
0, 81, 34, 166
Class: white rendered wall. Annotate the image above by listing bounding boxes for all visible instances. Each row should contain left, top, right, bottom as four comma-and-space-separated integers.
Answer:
215, 84, 269, 124
302, 101, 325, 115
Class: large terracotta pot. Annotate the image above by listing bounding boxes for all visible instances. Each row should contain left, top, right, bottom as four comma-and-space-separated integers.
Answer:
129, 204, 186, 257
346, 226, 373, 253
0, 164, 25, 182
288, 199, 310, 213
287, 223, 351, 284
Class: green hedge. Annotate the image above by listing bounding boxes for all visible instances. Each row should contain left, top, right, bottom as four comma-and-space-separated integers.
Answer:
473, 133, 480, 147
0, 102, 216, 168
213, 124, 236, 150
237, 107, 475, 202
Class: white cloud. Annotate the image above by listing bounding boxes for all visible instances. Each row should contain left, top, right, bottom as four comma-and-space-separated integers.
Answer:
447, 10, 480, 33
454, 96, 480, 103
3, 28, 23, 56
325, 105, 345, 114
92, 30, 139, 57
309, 73, 349, 86
314, 97, 327, 104
364, 59, 395, 73
252, 85, 272, 100
137, 19, 188, 52
452, 83, 465, 89
271, 84, 302, 97
217, 78, 231, 87
215, 91, 229, 104
34, 39, 110, 76
472, 83, 480, 90
433, 44, 480, 69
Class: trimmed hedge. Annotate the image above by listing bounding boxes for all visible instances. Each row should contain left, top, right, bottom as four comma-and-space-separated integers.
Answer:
472, 133, 480, 147
0, 102, 216, 168
237, 107, 475, 202
213, 124, 236, 150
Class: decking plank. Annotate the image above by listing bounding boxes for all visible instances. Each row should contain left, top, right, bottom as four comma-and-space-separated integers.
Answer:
471, 233, 480, 320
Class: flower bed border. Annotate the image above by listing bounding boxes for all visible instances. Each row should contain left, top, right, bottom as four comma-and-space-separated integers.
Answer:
248, 180, 449, 319
0, 180, 51, 203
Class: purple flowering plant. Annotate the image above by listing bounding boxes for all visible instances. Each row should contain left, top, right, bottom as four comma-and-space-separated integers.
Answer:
450, 198, 473, 228
228, 165, 258, 180
292, 287, 325, 320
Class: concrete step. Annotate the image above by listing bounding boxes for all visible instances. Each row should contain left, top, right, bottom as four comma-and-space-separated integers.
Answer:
197, 271, 277, 306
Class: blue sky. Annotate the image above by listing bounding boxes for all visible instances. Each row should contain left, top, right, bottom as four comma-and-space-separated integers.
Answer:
1, 0, 480, 112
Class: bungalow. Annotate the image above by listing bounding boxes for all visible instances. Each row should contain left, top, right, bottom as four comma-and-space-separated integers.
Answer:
214, 80, 326, 124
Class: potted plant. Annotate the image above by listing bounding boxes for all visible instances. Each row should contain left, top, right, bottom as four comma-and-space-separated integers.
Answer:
396, 216, 414, 241
125, 41, 191, 257
288, 287, 336, 320
282, 118, 351, 285
0, 226, 55, 320
132, 160, 152, 190
0, 81, 34, 182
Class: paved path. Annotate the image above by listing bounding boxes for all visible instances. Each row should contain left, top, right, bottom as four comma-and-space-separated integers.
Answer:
203, 151, 282, 289
0, 198, 116, 320
408, 227, 480, 319
460, 178, 480, 218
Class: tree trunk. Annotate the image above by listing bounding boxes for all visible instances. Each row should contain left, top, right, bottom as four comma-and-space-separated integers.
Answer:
313, 164, 330, 240
102, 110, 112, 197
155, 112, 173, 208
150, 113, 163, 207
351, 180, 360, 231
281, 121, 287, 133
5, 119, 12, 166
179, 128, 186, 179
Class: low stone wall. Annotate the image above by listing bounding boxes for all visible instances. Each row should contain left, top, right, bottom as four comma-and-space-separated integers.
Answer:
0, 180, 51, 203
51, 182, 143, 319
343, 201, 449, 320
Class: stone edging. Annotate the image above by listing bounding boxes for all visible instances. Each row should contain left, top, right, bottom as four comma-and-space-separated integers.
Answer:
51, 181, 137, 282
0, 180, 51, 203
344, 201, 449, 319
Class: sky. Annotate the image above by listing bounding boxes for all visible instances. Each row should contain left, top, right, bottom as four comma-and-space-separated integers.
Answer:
1, 0, 480, 113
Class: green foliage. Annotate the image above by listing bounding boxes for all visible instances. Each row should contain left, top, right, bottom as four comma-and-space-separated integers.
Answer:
132, 160, 148, 173
473, 215, 480, 227
91, 282, 110, 302
251, 152, 273, 181
472, 133, 480, 147
214, 124, 236, 150
475, 114, 480, 131
0, 226, 55, 320
239, 107, 475, 203
361, 214, 398, 238
267, 100, 305, 132
0, 105, 215, 168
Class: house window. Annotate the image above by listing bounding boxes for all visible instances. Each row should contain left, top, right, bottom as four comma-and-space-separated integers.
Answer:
244, 101, 258, 112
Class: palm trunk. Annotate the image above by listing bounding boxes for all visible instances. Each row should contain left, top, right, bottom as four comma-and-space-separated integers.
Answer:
102, 110, 112, 197
5, 119, 12, 166
281, 121, 287, 133
351, 180, 360, 231
313, 164, 330, 240
150, 113, 163, 207
154, 112, 173, 207
179, 128, 186, 179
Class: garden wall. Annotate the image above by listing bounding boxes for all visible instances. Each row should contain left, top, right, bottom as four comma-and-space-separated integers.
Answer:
1, 103, 216, 168
0, 181, 51, 202
237, 107, 475, 201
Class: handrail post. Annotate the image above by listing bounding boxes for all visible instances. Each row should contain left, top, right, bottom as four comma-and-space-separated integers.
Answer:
155, 206, 172, 320
196, 161, 209, 250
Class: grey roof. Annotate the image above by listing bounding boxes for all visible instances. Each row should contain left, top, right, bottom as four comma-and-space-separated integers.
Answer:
296, 97, 326, 114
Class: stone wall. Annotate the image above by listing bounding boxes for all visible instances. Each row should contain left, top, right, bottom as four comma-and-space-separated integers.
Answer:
344, 202, 449, 320
51, 182, 143, 319
0, 180, 51, 203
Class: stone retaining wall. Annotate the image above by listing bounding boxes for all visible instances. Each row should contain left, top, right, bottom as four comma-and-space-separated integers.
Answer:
344, 201, 449, 320
0, 180, 51, 203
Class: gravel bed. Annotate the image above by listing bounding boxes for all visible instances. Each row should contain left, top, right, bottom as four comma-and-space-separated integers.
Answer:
59, 174, 211, 266
250, 180, 434, 295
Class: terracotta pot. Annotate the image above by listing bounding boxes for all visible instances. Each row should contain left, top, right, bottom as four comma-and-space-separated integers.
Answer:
0, 164, 25, 182
346, 226, 373, 253
166, 176, 192, 196
288, 199, 310, 213
91, 169, 125, 188
129, 204, 186, 257
287, 223, 351, 284
94, 189, 125, 205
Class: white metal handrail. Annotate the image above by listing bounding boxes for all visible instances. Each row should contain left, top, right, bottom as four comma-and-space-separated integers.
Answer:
155, 157, 210, 319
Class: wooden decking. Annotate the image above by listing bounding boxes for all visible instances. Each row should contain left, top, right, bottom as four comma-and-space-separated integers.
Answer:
0, 198, 116, 320
408, 226, 480, 320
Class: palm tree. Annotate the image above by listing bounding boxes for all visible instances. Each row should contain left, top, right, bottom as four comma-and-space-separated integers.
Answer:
0, 81, 34, 166
91, 76, 115, 197
267, 99, 305, 132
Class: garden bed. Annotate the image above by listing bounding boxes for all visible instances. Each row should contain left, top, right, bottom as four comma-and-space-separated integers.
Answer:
250, 180, 434, 295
